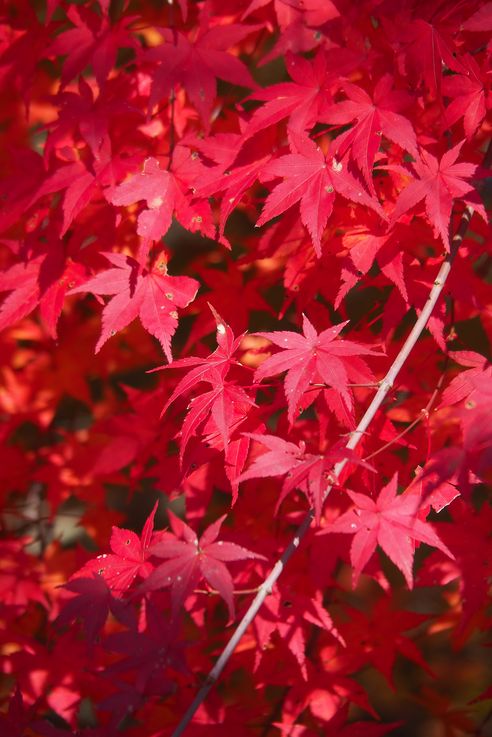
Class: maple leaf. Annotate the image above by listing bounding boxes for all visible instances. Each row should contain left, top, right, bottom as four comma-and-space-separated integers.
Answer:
155, 308, 244, 414
238, 433, 374, 522
104, 603, 187, 700
422, 403, 492, 498
145, 23, 259, 127
0, 8, 53, 105
195, 130, 275, 240
46, 5, 139, 88
0, 540, 48, 611
107, 157, 177, 243
242, 49, 347, 139
46, 76, 137, 161
254, 314, 381, 424
73, 502, 159, 594
389, 141, 487, 249
0, 686, 41, 737
418, 501, 492, 638
180, 379, 256, 456
0, 248, 86, 338
322, 75, 418, 191
338, 218, 407, 304
274, 659, 378, 727
257, 135, 385, 255
397, 17, 465, 98
285, 704, 401, 737
179, 260, 273, 342
439, 351, 492, 408
68, 252, 199, 359
154, 309, 255, 456
139, 512, 266, 620
29, 149, 142, 237
57, 576, 136, 642
378, 254, 482, 349
242, 0, 340, 29
89, 386, 163, 477
107, 150, 215, 248
253, 586, 343, 679
320, 474, 454, 587
336, 595, 431, 684
442, 54, 489, 140
0, 156, 95, 239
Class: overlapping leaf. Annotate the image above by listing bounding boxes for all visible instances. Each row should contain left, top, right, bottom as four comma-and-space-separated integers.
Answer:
238, 433, 374, 522
68, 252, 198, 359
323, 75, 417, 191
389, 141, 486, 249
321, 474, 454, 587
139, 512, 265, 620
72, 502, 159, 594
257, 135, 385, 255
145, 23, 259, 126
254, 314, 381, 424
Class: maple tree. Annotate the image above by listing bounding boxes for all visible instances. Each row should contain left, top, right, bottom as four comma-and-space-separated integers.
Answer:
0, 0, 491, 736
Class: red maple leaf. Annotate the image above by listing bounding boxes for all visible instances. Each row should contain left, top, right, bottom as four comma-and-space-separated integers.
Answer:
107, 150, 214, 247
320, 474, 454, 587
336, 595, 431, 684
103, 603, 186, 699
439, 351, 492, 408
442, 54, 490, 140
0, 686, 42, 737
253, 586, 343, 679
139, 512, 266, 620
107, 157, 177, 243
145, 23, 259, 127
322, 74, 418, 191
396, 16, 465, 98
257, 134, 385, 255
389, 141, 486, 249
179, 379, 256, 456
68, 251, 199, 359
242, 49, 341, 139
73, 502, 159, 594
299, 705, 401, 737
46, 5, 139, 88
238, 433, 373, 522
418, 500, 492, 636
195, 130, 275, 240
154, 309, 255, 456
241, 0, 340, 30
179, 259, 273, 341
156, 308, 244, 415
46, 76, 137, 161
0, 239, 86, 338
462, 2, 492, 31
29, 149, 141, 237
254, 314, 381, 424
57, 576, 136, 642
423, 402, 492, 498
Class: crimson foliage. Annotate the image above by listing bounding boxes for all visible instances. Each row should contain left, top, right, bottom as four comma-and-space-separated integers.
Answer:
0, 0, 491, 735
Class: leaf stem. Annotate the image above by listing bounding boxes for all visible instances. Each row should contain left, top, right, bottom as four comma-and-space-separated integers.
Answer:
363, 357, 449, 462
167, 0, 177, 170
193, 586, 261, 596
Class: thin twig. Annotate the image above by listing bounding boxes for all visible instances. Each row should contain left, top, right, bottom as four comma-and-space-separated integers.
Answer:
194, 586, 260, 596
167, 0, 177, 171
363, 356, 449, 462
170, 140, 491, 737
309, 382, 379, 389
